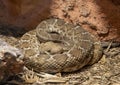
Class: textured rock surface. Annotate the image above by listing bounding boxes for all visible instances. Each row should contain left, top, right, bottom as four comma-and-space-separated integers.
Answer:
0, 0, 119, 41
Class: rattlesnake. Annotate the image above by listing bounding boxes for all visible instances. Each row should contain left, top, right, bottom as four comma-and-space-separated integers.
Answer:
17, 18, 103, 73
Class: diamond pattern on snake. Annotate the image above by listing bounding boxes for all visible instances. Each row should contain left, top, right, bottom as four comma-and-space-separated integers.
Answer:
17, 18, 103, 73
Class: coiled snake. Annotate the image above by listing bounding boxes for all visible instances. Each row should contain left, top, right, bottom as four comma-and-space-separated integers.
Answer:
17, 18, 103, 73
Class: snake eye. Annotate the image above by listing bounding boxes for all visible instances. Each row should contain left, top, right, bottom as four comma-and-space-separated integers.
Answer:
48, 31, 59, 35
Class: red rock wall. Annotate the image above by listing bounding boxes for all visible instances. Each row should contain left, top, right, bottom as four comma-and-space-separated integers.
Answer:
0, 0, 120, 42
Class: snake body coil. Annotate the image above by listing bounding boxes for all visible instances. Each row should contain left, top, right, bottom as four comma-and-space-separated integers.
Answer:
18, 18, 103, 73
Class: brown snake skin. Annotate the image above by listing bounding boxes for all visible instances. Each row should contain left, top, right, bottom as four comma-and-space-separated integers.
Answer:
16, 18, 103, 73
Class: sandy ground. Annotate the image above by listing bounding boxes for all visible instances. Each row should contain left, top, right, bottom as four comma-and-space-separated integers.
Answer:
1, 47, 120, 85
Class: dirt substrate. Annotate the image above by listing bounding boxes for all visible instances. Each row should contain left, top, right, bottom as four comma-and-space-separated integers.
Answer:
1, 47, 119, 85
62, 47, 120, 85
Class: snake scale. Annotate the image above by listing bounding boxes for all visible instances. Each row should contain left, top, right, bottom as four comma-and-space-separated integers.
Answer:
16, 18, 103, 73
